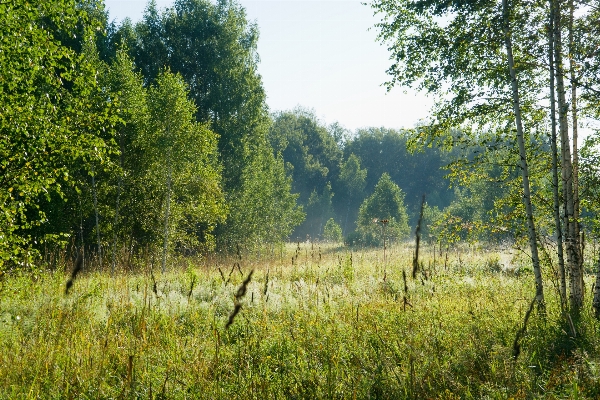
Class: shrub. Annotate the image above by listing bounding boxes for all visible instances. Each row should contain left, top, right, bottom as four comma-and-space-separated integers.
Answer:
323, 218, 343, 243
355, 173, 410, 246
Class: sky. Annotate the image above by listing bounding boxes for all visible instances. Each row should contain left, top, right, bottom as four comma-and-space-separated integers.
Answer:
102, 0, 433, 132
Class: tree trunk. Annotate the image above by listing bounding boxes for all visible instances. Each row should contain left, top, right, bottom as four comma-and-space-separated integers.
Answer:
568, 0, 584, 291
112, 132, 125, 276
162, 163, 172, 274
593, 258, 600, 318
91, 164, 102, 266
111, 179, 121, 276
548, 4, 567, 308
503, 0, 545, 307
554, 0, 583, 309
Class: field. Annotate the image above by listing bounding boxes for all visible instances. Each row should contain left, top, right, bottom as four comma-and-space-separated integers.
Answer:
1, 243, 600, 399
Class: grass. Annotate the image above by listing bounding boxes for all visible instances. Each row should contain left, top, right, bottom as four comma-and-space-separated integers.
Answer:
1, 242, 600, 398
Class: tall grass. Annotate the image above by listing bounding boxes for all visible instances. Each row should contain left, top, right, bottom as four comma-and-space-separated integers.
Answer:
1, 243, 599, 398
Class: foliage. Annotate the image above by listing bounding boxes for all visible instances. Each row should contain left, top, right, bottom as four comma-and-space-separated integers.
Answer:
101, 47, 151, 255
0, 0, 114, 269
356, 173, 410, 246
268, 108, 342, 204
580, 135, 600, 237
122, 0, 303, 250
420, 203, 444, 243
223, 144, 305, 248
323, 218, 343, 243
268, 108, 342, 239
343, 127, 454, 223
337, 153, 367, 234
144, 69, 226, 254
128, 0, 269, 189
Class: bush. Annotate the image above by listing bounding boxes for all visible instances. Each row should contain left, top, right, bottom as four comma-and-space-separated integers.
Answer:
323, 218, 343, 243
344, 231, 362, 246
355, 173, 410, 246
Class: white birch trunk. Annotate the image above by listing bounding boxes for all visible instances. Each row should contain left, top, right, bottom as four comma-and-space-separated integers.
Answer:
91, 164, 102, 266
503, 0, 545, 307
554, 0, 583, 309
162, 163, 172, 274
548, 5, 567, 307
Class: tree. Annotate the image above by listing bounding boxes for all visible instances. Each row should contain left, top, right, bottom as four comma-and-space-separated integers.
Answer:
323, 218, 343, 243
338, 154, 367, 234
547, 3, 567, 306
145, 70, 226, 270
268, 108, 342, 239
552, 0, 582, 309
223, 143, 305, 248
269, 109, 342, 204
119, 0, 303, 249
503, 0, 544, 306
102, 46, 151, 269
369, 0, 600, 308
356, 173, 410, 246
129, 0, 268, 188
343, 128, 454, 223
0, 0, 113, 268
302, 183, 335, 240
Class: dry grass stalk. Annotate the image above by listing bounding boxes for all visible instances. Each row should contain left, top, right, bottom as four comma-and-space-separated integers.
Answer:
263, 269, 269, 297
127, 355, 134, 385
226, 269, 254, 329
187, 275, 196, 301
225, 264, 235, 284
402, 269, 412, 311
512, 296, 536, 360
65, 252, 83, 295
150, 267, 158, 297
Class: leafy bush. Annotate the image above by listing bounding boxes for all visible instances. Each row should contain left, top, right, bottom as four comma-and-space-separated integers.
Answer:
356, 173, 410, 246
323, 218, 343, 243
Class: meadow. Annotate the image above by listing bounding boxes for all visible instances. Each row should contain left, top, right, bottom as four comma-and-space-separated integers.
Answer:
1, 242, 600, 399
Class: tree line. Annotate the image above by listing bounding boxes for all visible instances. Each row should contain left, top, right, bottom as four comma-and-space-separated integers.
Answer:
1, 0, 464, 270
2, 0, 599, 306
0, 0, 441, 269
1, 0, 304, 270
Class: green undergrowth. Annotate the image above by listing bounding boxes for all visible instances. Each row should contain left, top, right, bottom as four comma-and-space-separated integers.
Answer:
1, 244, 600, 399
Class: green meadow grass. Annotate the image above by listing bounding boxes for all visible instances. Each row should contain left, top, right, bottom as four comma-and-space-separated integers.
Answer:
1, 243, 599, 399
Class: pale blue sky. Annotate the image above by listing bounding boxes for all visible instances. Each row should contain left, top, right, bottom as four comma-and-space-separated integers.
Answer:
103, 0, 432, 131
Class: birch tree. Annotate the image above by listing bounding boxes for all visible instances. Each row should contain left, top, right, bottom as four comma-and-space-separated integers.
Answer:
145, 70, 225, 272
372, 0, 598, 311
372, 0, 547, 305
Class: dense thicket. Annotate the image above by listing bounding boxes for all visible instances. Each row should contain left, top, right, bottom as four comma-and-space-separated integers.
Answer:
0, 0, 116, 266
117, 0, 304, 251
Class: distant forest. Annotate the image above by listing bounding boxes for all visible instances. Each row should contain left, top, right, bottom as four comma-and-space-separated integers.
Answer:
2, 0, 599, 270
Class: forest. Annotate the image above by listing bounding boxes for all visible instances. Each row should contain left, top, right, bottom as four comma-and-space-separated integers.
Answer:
2, 0, 600, 397
0, 0, 460, 268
